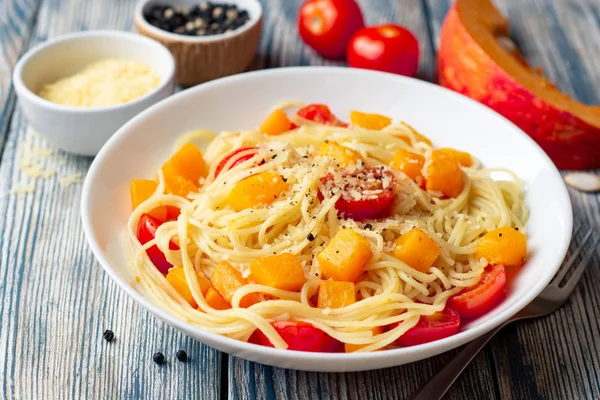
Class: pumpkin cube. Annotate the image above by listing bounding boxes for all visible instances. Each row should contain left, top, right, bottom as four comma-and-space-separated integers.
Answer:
130, 179, 168, 220
204, 287, 231, 310
344, 326, 383, 352
249, 253, 306, 292
317, 229, 372, 282
211, 261, 259, 308
426, 149, 463, 198
392, 228, 440, 272
476, 227, 527, 267
350, 111, 392, 130
166, 266, 211, 308
163, 174, 198, 198
318, 141, 362, 168
225, 172, 288, 211
317, 280, 356, 309
260, 109, 292, 135
162, 143, 208, 184
438, 148, 473, 167
389, 148, 426, 187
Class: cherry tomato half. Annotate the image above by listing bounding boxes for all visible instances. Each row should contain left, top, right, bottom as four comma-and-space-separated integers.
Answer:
214, 146, 260, 177
298, 0, 365, 60
296, 104, 347, 126
448, 264, 507, 318
248, 321, 343, 352
388, 307, 460, 347
321, 165, 397, 219
137, 214, 179, 274
347, 24, 419, 77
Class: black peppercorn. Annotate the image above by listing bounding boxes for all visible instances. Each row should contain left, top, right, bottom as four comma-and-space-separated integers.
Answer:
103, 329, 115, 342
153, 352, 165, 365
176, 350, 188, 362
364, 223, 373, 230
307, 233, 315, 241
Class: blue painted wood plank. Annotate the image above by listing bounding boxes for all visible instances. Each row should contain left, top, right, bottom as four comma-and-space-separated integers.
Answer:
0, 0, 40, 159
0, 0, 222, 399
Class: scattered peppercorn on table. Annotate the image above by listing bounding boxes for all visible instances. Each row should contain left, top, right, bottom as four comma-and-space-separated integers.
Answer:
2, 0, 600, 399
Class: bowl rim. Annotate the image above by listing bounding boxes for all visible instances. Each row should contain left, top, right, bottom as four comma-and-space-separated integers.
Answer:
134, 0, 263, 44
12, 30, 176, 113
81, 66, 573, 368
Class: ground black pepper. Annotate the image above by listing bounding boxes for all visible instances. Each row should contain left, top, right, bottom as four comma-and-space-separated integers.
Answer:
144, 2, 250, 37
153, 352, 165, 365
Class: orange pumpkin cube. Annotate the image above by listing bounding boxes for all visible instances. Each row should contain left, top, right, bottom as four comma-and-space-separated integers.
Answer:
225, 172, 288, 211
130, 179, 168, 220
260, 109, 292, 135
162, 143, 208, 184
344, 326, 383, 352
204, 287, 231, 310
318, 141, 362, 168
438, 148, 473, 167
350, 111, 392, 130
211, 261, 259, 308
166, 266, 212, 308
426, 149, 464, 198
317, 280, 356, 309
249, 253, 306, 292
389, 148, 426, 187
392, 228, 440, 272
317, 229, 372, 282
163, 174, 198, 198
476, 227, 527, 267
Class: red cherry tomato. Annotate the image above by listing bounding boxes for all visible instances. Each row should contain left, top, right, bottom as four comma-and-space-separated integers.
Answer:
347, 24, 420, 77
388, 307, 460, 347
214, 146, 260, 177
248, 321, 343, 352
321, 165, 397, 219
449, 265, 507, 318
298, 0, 365, 60
296, 104, 347, 126
136, 214, 179, 274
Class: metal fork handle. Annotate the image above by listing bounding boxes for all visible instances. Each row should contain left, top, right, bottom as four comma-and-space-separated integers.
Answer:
407, 322, 508, 400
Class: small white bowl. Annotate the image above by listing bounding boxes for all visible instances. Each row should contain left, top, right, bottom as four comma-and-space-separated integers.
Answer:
81, 67, 572, 372
13, 30, 176, 156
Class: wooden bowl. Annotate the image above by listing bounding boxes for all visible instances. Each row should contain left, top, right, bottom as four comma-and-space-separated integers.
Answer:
134, 0, 262, 86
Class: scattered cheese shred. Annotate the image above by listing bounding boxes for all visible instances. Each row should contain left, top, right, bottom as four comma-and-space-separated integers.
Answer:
38, 59, 160, 107
58, 173, 84, 187
8, 184, 35, 195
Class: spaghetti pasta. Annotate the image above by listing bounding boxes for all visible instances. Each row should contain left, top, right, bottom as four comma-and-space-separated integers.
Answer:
126, 103, 528, 352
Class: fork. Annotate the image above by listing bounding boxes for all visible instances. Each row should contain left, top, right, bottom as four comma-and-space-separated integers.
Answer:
408, 226, 598, 400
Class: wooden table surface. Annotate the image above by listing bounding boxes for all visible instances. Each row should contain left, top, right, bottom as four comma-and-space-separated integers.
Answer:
1, 0, 599, 399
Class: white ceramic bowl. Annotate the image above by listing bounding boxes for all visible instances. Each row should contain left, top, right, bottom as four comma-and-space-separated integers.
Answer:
13, 30, 176, 156
81, 67, 572, 372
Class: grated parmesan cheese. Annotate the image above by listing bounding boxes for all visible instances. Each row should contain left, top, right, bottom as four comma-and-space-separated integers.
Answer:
38, 59, 160, 107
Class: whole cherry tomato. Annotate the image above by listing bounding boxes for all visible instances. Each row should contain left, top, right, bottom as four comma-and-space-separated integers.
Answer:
347, 24, 420, 77
249, 321, 343, 352
387, 307, 460, 347
298, 0, 365, 60
448, 264, 507, 318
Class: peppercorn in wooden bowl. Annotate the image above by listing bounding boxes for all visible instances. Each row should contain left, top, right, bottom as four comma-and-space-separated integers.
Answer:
134, 0, 262, 86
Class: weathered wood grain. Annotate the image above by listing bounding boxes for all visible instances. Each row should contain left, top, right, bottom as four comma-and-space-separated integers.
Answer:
229, 1, 498, 399
424, 0, 600, 399
0, 1, 221, 399
0, 0, 41, 156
